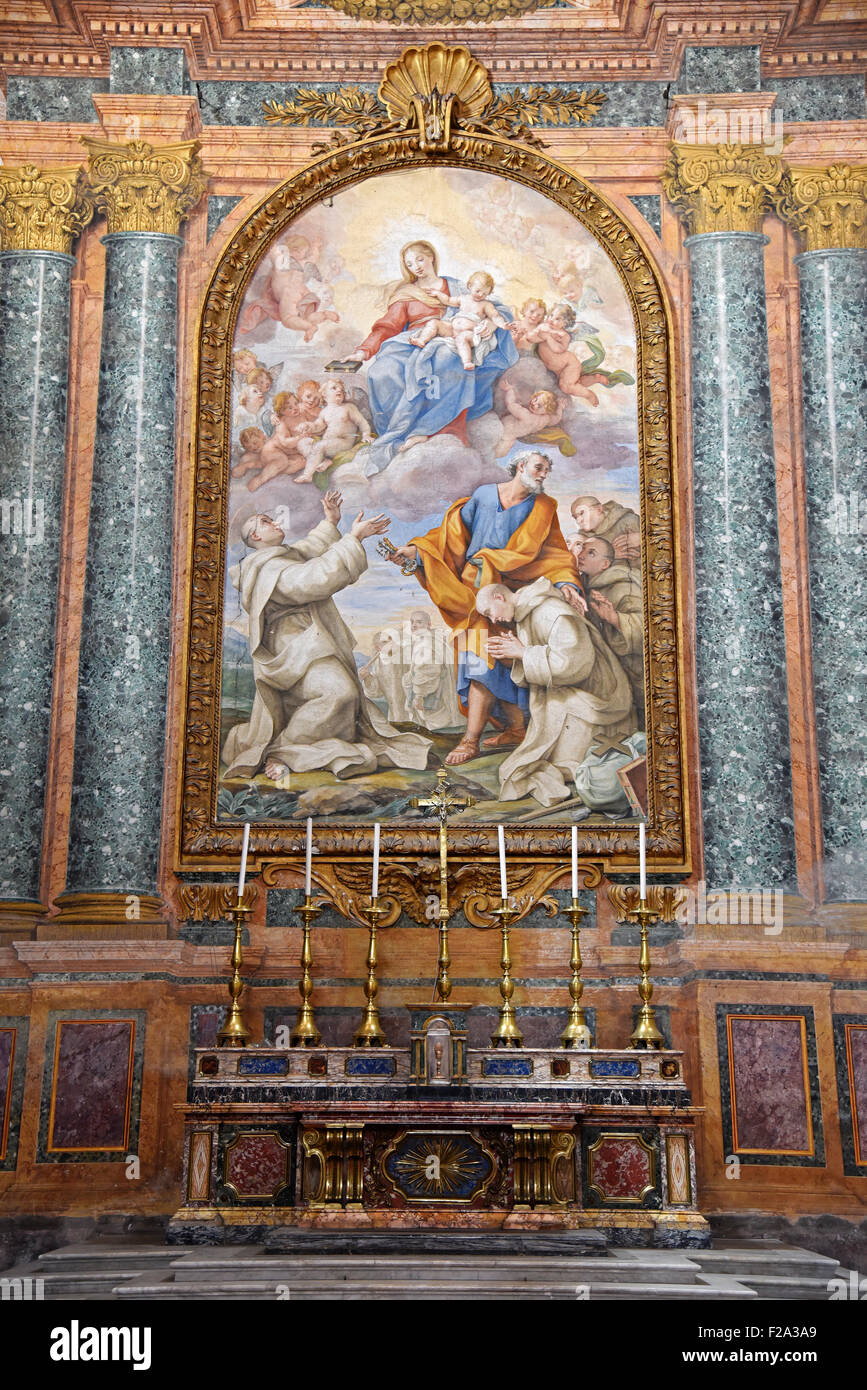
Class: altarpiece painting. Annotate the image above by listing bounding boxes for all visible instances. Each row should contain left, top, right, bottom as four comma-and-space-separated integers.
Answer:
180, 71, 687, 913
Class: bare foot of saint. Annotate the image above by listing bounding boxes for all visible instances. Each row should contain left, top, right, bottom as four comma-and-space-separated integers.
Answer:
398, 434, 428, 454
445, 737, 480, 766
264, 759, 289, 780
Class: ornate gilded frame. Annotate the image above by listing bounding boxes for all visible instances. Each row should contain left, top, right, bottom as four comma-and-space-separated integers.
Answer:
178, 45, 689, 922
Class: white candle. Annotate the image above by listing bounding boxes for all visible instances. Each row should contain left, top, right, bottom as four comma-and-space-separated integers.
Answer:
372, 822, 381, 898
305, 817, 313, 898
498, 824, 508, 900
639, 821, 646, 901
571, 824, 578, 900
238, 821, 250, 900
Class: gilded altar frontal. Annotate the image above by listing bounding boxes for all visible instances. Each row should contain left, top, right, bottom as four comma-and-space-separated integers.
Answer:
0, 2, 866, 1318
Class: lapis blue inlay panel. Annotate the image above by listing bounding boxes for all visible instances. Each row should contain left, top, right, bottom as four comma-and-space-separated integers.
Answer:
345, 1054, 395, 1076
482, 1057, 533, 1077
590, 1059, 641, 1079
238, 1056, 289, 1076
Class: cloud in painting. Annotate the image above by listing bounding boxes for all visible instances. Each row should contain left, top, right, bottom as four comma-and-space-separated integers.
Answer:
330, 434, 505, 522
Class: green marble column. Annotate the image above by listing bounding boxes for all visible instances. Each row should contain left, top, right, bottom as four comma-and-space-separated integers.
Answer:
56, 138, 205, 929
0, 166, 93, 928
664, 144, 797, 891
779, 166, 867, 899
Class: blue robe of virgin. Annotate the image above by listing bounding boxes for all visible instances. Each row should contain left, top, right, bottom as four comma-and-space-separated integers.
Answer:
361, 277, 518, 475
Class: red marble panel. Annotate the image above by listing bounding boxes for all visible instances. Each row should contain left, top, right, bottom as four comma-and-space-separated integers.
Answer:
590, 1135, 652, 1201
0, 1029, 15, 1160
728, 1015, 812, 1154
225, 1133, 288, 1198
48, 1020, 134, 1152
846, 1024, 867, 1165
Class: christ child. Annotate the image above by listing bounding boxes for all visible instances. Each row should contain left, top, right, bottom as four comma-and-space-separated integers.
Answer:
508, 297, 547, 351
232, 426, 266, 479
495, 385, 566, 458
409, 271, 508, 371
294, 379, 373, 484
528, 303, 599, 406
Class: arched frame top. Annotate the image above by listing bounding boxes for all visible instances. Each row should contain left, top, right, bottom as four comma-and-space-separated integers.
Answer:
178, 126, 689, 924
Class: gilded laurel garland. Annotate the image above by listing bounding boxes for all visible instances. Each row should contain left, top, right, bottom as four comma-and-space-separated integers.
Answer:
0, 164, 95, 254
81, 137, 208, 236
264, 64, 607, 154
662, 142, 785, 236
773, 163, 867, 252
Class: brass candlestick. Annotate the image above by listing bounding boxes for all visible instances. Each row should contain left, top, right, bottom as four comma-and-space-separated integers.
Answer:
217, 898, 252, 1047
629, 898, 664, 1049
354, 897, 388, 1047
560, 896, 591, 1049
490, 897, 523, 1048
291, 895, 321, 1046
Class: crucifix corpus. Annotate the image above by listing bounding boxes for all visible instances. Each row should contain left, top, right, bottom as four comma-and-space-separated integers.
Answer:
411, 768, 475, 1000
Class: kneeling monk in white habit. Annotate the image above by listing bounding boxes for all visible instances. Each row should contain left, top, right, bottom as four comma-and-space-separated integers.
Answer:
223, 490, 431, 780
480, 578, 635, 806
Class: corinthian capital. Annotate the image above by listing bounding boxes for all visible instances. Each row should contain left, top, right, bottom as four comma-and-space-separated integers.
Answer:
662, 142, 785, 236
81, 137, 207, 237
0, 164, 95, 255
774, 164, 867, 252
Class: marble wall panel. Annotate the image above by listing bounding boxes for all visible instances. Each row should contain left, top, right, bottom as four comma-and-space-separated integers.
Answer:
628, 194, 662, 238
108, 46, 189, 96
36, 1010, 146, 1162
833, 1013, 867, 1177
772, 76, 867, 123
677, 45, 761, 94
0, 1016, 29, 1170
584, 1129, 659, 1206
716, 1003, 825, 1166
207, 195, 243, 242
5, 76, 107, 122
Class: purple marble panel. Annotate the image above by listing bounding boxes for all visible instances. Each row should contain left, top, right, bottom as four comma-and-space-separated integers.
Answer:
0, 1028, 14, 1159
590, 1136, 652, 1201
194, 1011, 220, 1047
729, 1015, 811, 1154
225, 1133, 288, 1198
846, 1024, 867, 1164
49, 1020, 134, 1151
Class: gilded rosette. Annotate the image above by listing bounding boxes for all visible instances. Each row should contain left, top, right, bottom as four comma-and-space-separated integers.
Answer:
81, 137, 207, 236
774, 163, 867, 252
0, 164, 94, 255
662, 143, 785, 235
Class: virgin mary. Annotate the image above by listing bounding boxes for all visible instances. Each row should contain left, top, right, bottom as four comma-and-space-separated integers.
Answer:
348, 240, 518, 474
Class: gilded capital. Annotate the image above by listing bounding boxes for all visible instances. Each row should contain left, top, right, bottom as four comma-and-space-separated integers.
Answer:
81, 137, 207, 237
0, 164, 95, 255
662, 142, 785, 236
774, 164, 867, 252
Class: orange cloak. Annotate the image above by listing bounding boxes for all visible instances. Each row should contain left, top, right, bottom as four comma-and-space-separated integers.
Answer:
412, 493, 578, 666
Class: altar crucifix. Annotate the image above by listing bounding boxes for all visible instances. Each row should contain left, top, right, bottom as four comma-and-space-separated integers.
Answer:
411, 768, 475, 1000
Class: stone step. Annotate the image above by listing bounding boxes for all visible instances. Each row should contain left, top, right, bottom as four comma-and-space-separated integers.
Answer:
166, 1249, 701, 1286
36, 1242, 185, 1273
260, 1229, 609, 1257
114, 1273, 756, 1301
693, 1241, 840, 1280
